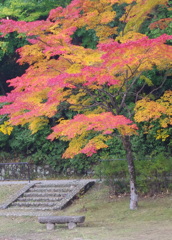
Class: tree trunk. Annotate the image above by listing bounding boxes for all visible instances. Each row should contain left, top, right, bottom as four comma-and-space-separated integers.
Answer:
121, 135, 138, 210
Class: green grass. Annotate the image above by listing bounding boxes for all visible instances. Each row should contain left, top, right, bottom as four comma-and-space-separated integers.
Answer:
0, 184, 24, 204
0, 183, 172, 240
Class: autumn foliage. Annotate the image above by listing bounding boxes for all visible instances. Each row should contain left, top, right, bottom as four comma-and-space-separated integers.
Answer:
135, 90, 172, 141
0, 0, 171, 158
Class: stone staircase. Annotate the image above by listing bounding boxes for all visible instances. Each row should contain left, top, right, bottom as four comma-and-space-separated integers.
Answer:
10, 183, 76, 210
0, 180, 95, 216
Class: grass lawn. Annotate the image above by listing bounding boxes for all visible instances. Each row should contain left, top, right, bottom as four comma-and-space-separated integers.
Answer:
0, 184, 25, 205
0, 182, 172, 240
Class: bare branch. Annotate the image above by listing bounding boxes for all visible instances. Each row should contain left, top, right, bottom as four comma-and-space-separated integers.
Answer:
70, 102, 102, 109
78, 85, 112, 112
117, 73, 142, 114
115, 62, 143, 97
147, 72, 169, 98
135, 82, 146, 102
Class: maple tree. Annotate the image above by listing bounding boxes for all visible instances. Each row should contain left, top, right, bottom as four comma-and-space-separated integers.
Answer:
0, 0, 172, 209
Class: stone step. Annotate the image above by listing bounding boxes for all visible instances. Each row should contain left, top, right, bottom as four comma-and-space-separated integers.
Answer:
18, 197, 63, 202
23, 192, 66, 197
29, 187, 73, 192
34, 183, 77, 188
9, 206, 55, 211
11, 201, 56, 207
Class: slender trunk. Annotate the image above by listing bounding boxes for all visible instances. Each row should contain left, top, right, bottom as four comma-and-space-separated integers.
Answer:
121, 135, 138, 210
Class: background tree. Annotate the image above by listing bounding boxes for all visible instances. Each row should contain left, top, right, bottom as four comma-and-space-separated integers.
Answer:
0, 0, 171, 209
0, 0, 71, 21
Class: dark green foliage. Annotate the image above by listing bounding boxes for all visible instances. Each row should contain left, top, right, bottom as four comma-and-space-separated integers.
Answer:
98, 136, 126, 159
0, 32, 28, 94
135, 68, 171, 100
11, 127, 68, 169
135, 153, 172, 195
131, 129, 172, 159
0, 32, 27, 57
0, 0, 72, 21
0, 124, 66, 165
0, 132, 10, 149
63, 154, 98, 175
95, 153, 172, 195
94, 159, 129, 194
72, 27, 98, 49
0, 124, 98, 175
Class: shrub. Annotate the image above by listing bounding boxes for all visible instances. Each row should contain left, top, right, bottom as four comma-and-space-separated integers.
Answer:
95, 153, 172, 195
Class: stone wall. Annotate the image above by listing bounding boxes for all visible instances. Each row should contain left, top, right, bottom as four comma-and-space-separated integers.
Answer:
0, 163, 59, 181
30, 164, 59, 179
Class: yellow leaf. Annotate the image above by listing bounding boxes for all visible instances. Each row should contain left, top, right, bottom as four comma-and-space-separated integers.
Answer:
0, 121, 13, 135
140, 75, 153, 86
66, 64, 82, 74
29, 117, 49, 134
